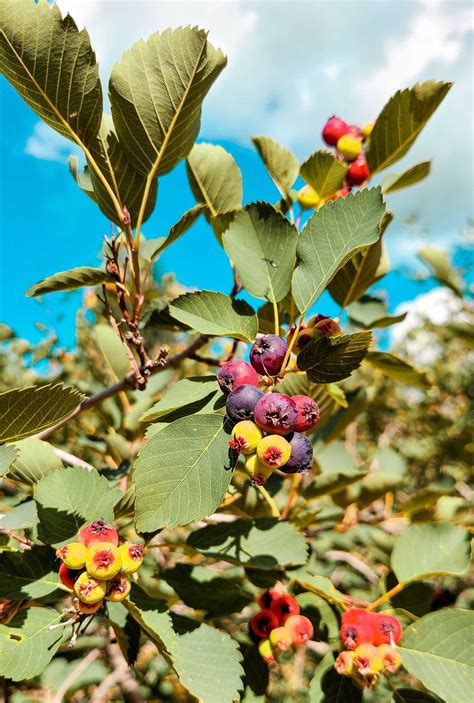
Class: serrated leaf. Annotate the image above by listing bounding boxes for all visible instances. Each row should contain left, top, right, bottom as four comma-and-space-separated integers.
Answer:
0, 444, 18, 477
34, 466, 116, 546
110, 28, 226, 180
0, 607, 63, 681
365, 350, 431, 389
134, 415, 234, 531
392, 689, 443, 703
366, 81, 452, 173
222, 203, 298, 303
252, 136, 299, 196
26, 266, 114, 298
145, 204, 205, 261
124, 584, 176, 651
297, 332, 372, 383
106, 602, 141, 666
0, 548, 58, 599
187, 142, 243, 217
382, 161, 431, 194
0, 0, 102, 149
188, 518, 308, 569
300, 150, 348, 200
292, 188, 385, 313
391, 523, 471, 584
316, 387, 368, 444
0, 383, 84, 443
0, 500, 38, 531
140, 376, 219, 422
94, 324, 130, 380
168, 291, 258, 341
399, 609, 474, 703
309, 651, 363, 702
418, 245, 463, 296
348, 295, 407, 329
8, 438, 63, 484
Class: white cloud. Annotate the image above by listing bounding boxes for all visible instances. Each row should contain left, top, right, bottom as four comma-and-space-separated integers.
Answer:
25, 122, 78, 163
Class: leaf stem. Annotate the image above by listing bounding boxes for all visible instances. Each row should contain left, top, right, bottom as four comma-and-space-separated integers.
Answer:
367, 582, 405, 612
256, 484, 281, 518
273, 299, 280, 336
280, 315, 304, 376
280, 474, 301, 520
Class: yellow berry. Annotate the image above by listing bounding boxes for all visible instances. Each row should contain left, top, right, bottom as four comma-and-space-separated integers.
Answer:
106, 574, 131, 602
297, 184, 320, 210
86, 542, 121, 580
118, 543, 144, 574
229, 420, 263, 455
354, 643, 384, 675
362, 121, 374, 139
377, 644, 401, 673
334, 650, 355, 676
245, 454, 274, 485
269, 626, 293, 651
257, 435, 291, 468
56, 542, 87, 569
336, 134, 362, 162
74, 572, 107, 604
72, 597, 103, 615
258, 638, 277, 665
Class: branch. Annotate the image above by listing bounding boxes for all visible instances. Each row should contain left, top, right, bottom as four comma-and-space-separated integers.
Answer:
51, 648, 101, 703
0, 528, 33, 550
90, 632, 141, 703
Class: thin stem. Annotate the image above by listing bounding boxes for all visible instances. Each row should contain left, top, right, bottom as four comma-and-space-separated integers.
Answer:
280, 315, 304, 376
0, 528, 33, 549
256, 484, 281, 518
272, 299, 280, 336
280, 474, 301, 520
367, 582, 405, 612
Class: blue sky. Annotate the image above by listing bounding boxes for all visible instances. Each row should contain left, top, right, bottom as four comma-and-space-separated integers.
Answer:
0, 0, 472, 347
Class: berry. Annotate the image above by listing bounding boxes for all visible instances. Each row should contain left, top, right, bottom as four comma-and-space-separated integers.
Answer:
250, 335, 288, 377
229, 421, 263, 454
371, 613, 402, 646
258, 638, 277, 665
362, 121, 374, 139
322, 116, 351, 147
353, 643, 384, 675
250, 609, 280, 639
86, 542, 122, 580
106, 574, 131, 602
334, 650, 355, 676
58, 563, 82, 590
377, 644, 401, 673
257, 435, 291, 468
284, 614, 314, 644
74, 572, 107, 604
270, 595, 300, 624
118, 543, 144, 574
292, 395, 320, 433
297, 184, 320, 210
79, 519, 119, 547
258, 589, 281, 610
346, 155, 370, 187
336, 134, 362, 161
72, 597, 103, 615
245, 453, 274, 485
326, 185, 351, 202
349, 124, 362, 138
309, 314, 342, 337
226, 384, 264, 422
340, 609, 374, 650
56, 542, 87, 569
279, 432, 313, 473
254, 393, 297, 435
217, 360, 259, 395
269, 626, 293, 651
287, 324, 314, 351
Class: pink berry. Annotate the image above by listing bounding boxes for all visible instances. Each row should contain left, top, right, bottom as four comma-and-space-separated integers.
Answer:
322, 116, 351, 147
217, 360, 259, 395
292, 395, 320, 432
346, 155, 370, 186
250, 335, 288, 377
254, 393, 297, 435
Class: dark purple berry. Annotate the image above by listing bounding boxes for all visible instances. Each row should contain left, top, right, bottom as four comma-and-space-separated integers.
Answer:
280, 432, 313, 473
254, 393, 297, 435
292, 395, 320, 432
250, 335, 288, 377
217, 360, 259, 395
226, 384, 264, 422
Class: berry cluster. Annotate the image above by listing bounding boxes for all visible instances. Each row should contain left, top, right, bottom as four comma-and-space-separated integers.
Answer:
250, 590, 314, 665
335, 608, 402, 689
56, 519, 143, 616
288, 313, 342, 354
217, 334, 320, 484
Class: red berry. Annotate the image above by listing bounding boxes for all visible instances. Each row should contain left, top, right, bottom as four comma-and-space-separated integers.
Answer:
250, 335, 288, 377
270, 595, 300, 624
292, 394, 320, 432
371, 613, 402, 646
322, 116, 351, 147
58, 563, 82, 590
340, 608, 374, 650
254, 393, 298, 435
217, 360, 259, 395
250, 609, 280, 639
284, 614, 314, 645
258, 589, 280, 610
346, 155, 370, 187
79, 519, 119, 547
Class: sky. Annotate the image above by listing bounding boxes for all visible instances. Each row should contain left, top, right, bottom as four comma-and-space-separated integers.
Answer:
0, 0, 473, 347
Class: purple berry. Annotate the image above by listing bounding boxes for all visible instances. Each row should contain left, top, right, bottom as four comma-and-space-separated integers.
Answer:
280, 432, 313, 473
254, 393, 297, 436
250, 335, 288, 377
226, 384, 264, 422
217, 360, 259, 395
292, 395, 320, 432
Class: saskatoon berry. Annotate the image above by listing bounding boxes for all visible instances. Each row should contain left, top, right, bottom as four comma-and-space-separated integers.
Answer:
229, 420, 263, 454
322, 115, 351, 147
250, 609, 280, 639
279, 432, 313, 473
245, 453, 274, 485
336, 133, 362, 161
269, 626, 293, 651
56, 542, 87, 569
254, 393, 297, 435
362, 121, 374, 139
292, 395, 320, 432
250, 335, 288, 377
346, 155, 370, 186
79, 518, 119, 547
86, 542, 122, 580
284, 614, 314, 645
340, 608, 374, 650
335, 651, 355, 676
217, 360, 259, 395
257, 435, 291, 468
258, 589, 280, 610
353, 643, 384, 675
270, 595, 300, 624
58, 563, 82, 590
371, 613, 402, 646
226, 384, 264, 422
258, 638, 277, 664
377, 644, 401, 673
309, 314, 341, 337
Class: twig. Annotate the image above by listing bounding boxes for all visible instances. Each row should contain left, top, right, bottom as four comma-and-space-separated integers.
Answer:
0, 528, 33, 549
51, 648, 101, 703
90, 633, 141, 703
280, 473, 301, 521
367, 582, 405, 612
53, 448, 94, 471
325, 549, 379, 584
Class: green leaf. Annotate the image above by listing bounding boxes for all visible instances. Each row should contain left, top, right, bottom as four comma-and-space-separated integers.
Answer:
34, 466, 116, 546
134, 415, 234, 531
0, 548, 58, 599
365, 351, 431, 389
94, 324, 130, 380
399, 609, 474, 703
0, 607, 63, 681
316, 387, 368, 444
222, 203, 298, 303
0, 0, 102, 148
300, 150, 348, 200
124, 584, 176, 651
0, 383, 84, 443
392, 689, 443, 703
0, 444, 18, 477
251, 136, 299, 196
0, 500, 38, 531
26, 266, 113, 298
168, 291, 258, 341
8, 438, 63, 484
110, 28, 226, 179
292, 188, 385, 313
188, 518, 308, 569
366, 81, 452, 173
382, 161, 431, 194
348, 296, 407, 329
391, 523, 471, 584
186, 142, 243, 216
309, 652, 362, 702
140, 376, 219, 422
145, 205, 205, 260
306, 441, 367, 499
106, 602, 141, 666
297, 331, 372, 383
418, 245, 463, 296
